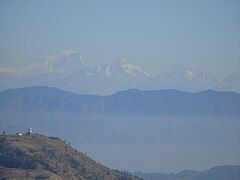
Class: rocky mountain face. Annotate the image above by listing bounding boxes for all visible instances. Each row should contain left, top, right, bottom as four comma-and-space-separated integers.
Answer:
0, 50, 239, 95
0, 134, 140, 180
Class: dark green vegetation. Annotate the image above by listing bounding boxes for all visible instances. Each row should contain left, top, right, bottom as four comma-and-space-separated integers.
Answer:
135, 165, 240, 180
0, 134, 141, 180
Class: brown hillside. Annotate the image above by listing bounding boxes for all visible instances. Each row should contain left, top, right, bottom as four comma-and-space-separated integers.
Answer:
0, 134, 141, 180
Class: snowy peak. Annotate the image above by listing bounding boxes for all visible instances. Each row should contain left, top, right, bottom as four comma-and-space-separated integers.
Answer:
102, 59, 149, 79
0, 51, 151, 94
0, 50, 87, 76
0, 51, 239, 94
168, 63, 215, 82
60, 49, 86, 65
170, 63, 194, 81
143, 64, 226, 92
33, 50, 87, 74
0, 67, 22, 76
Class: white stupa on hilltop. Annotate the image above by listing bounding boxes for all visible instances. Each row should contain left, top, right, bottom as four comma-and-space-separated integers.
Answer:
27, 128, 32, 135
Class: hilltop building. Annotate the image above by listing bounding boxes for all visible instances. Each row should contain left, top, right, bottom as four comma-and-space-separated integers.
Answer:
27, 128, 33, 135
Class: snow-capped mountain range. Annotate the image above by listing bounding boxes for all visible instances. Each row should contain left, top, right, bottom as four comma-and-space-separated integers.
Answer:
0, 50, 239, 94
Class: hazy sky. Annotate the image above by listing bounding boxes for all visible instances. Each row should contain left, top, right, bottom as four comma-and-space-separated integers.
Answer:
0, 0, 239, 77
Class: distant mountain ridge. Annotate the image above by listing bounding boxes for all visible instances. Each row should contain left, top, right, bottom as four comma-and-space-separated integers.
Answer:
1, 86, 239, 173
0, 86, 239, 118
135, 165, 240, 180
0, 50, 239, 94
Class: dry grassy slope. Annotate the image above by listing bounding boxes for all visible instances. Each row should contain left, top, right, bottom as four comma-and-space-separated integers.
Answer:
0, 166, 61, 180
0, 134, 140, 180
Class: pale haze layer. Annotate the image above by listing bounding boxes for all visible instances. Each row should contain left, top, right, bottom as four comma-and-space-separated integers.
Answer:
0, 0, 240, 77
